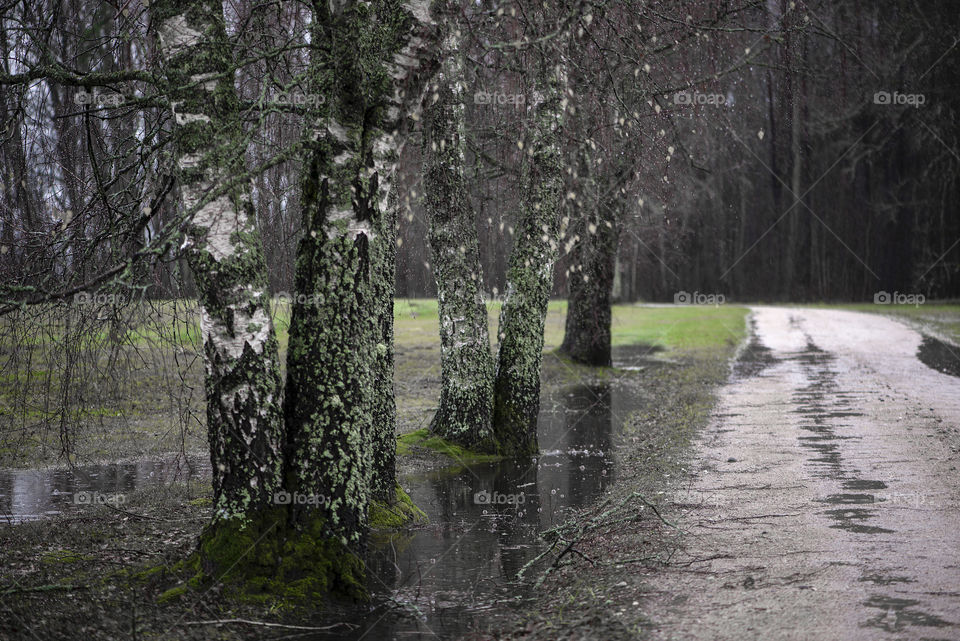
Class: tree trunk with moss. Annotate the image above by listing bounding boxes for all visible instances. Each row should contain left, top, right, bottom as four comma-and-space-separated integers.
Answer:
423, 33, 497, 452
283, 0, 442, 551
153, 0, 442, 603
559, 154, 618, 366
492, 68, 565, 457
369, 190, 399, 500
154, 0, 284, 524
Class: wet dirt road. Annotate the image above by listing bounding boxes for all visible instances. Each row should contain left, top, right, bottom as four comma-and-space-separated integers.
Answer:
647, 307, 960, 640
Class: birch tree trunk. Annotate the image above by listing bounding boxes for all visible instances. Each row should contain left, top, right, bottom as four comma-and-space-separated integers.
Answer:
423, 32, 497, 452
283, 0, 442, 550
153, 0, 284, 524
492, 66, 566, 457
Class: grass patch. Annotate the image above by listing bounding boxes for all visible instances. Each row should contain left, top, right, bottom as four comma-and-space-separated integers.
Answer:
40, 549, 92, 565
397, 428, 504, 464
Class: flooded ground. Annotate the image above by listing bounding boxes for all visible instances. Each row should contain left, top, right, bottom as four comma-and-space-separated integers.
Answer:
0, 455, 209, 524
0, 346, 655, 639
333, 375, 643, 639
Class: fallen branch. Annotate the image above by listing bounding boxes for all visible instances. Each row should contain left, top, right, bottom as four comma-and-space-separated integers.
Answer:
183, 619, 356, 631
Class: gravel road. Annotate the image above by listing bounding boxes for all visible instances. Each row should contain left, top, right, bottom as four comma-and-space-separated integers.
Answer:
647, 307, 960, 640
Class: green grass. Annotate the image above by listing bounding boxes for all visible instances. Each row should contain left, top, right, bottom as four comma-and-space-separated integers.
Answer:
393, 298, 748, 354
609, 304, 748, 353
1, 297, 750, 466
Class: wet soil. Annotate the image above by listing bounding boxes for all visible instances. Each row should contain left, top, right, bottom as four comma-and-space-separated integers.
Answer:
0, 344, 701, 640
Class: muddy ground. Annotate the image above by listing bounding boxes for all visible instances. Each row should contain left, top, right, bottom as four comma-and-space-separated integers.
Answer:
0, 324, 740, 640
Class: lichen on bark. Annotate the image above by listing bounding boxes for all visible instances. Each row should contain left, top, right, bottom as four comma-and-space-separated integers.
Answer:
283, 0, 443, 547
492, 64, 566, 458
423, 30, 497, 452
154, 0, 284, 523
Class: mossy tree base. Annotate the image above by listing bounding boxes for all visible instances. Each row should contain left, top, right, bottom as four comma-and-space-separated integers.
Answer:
159, 508, 367, 606
369, 483, 428, 529
397, 428, 505, 464
428, 398, 500, 454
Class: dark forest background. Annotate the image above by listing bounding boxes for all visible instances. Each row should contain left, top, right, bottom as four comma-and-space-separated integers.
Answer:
2, 0, 958, 304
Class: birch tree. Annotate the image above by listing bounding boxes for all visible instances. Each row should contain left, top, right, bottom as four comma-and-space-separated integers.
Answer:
153, 0, 285, 525
283, 0, 442, 551
423, 28, 497, 452
492, 63, 566, 456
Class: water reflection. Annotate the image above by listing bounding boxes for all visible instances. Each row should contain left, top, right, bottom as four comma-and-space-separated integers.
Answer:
0, 456, 208, 523
349, 378, 641, 640
0, 375, 645, 640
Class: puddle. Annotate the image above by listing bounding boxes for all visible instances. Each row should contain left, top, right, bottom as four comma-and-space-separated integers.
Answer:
918, 334, 960, 378
863, 595, 953, 630
843, 480, 888, 491
335, 379, 644, 638
822, 508, 895, 535
0, 456, 209, 523
733, 318, 778, 379
612, 343, 665, 370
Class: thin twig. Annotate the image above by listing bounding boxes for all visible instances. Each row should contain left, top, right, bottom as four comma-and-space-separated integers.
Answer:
183, 619, 356, 631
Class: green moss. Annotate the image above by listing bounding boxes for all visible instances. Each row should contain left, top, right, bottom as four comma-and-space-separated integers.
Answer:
157, 583, 188, 603
157, 507, 368, 607
41, 549, 91, 564
369, 483, 427, 529
133, 565, 165, 583
187, 497, 212, 507
397, 429, 504, 464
